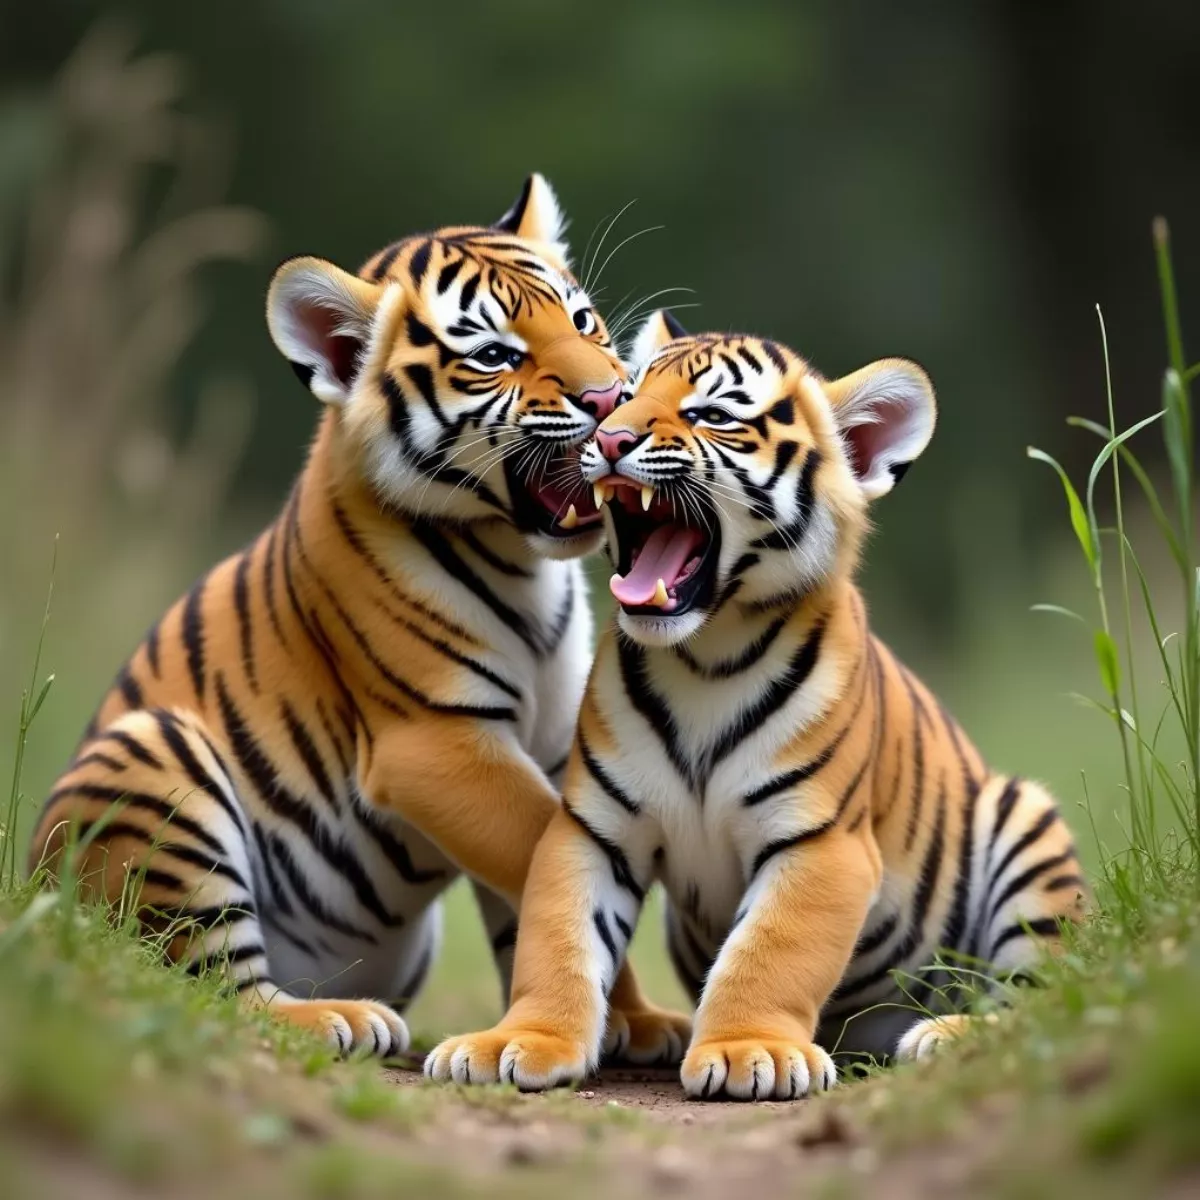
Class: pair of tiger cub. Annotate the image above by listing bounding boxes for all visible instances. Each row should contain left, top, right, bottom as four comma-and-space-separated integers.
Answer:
32, 174, 1086, 1100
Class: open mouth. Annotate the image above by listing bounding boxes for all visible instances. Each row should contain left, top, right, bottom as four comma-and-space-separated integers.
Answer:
506, 444, 604, 538
598, 478, 720, 617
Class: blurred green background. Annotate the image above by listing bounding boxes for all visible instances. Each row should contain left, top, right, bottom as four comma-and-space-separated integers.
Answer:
2, 2, 1197, 1033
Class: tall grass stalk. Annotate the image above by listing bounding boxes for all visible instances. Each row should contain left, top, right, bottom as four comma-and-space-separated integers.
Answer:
1030, 219, 1199, 911
2, 540, 57, 892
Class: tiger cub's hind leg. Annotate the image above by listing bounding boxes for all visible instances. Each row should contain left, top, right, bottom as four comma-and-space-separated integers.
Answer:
895, 776, 1088, 1063
30, 707, 407, 1057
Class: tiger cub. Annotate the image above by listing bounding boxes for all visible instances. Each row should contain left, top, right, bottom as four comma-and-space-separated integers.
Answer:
425, 312, 1087, 1097
29, 177, 688, 1061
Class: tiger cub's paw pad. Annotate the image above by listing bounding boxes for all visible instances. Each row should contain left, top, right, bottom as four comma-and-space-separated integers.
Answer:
895, 1014, 973, 1062
604, 1006, 693, 1066
425, 1029, 589, 1091
274, 999, 409, 1058
681, 1038, 837, 1101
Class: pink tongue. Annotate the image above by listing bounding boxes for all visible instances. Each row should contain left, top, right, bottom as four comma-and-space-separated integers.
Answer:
610, 525, 703, 606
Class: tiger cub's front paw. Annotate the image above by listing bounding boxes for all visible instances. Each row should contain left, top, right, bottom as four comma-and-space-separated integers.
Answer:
604, 1004, 693, 1066
424, 1027, 590, 1091
895, 1013, 974, 1061
681, 1037, 837, 1101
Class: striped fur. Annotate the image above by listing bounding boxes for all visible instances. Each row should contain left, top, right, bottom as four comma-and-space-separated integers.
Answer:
27, 178, 686, 1058
426, 314, 1087, 1096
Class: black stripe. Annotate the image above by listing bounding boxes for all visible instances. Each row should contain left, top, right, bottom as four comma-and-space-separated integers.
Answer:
615, 636, 693, 785
181, 579, 207, 701
761, 340, 788, 373
459, 528, 534, 578
136, 866, 187, 892
436, 257, 464, 294
408, 239, 432, 287
318, 576, 517, 721
985, 778, 1022, 866
263, 829, 382, 943
986, 848, 1077, 929
159, 903, 253, 932
593, 908, 619, 976
490, 924, 517, 955
938, 779, 981, 955
563, 803, 645, 901
251, 823, 293, 917
79, 819, 247, 891
381, 372, 413, 447
742, 719, 850, 807
261, 524, 287, 646
901, 672, 927, 851
985, 807, 1061, 907
371, 242, 401, 281
676, 614, 787, 680
371, 594, 522, 700
187, 941, 267, 977
51, 784, 229, 860
853, 912, 899, 957
328, 503, 483, 646
406, 312, 434, 346
145, 621, 162, 678
737, 345, 763, 374
281, 700, 341, 812
73, 751, 126, 773
351, 804, 447, 885
411, 520, 542, 656
749, 450, 821, 551
749, 819, 837, 878
405, 362, 449, 427
578, 732, 640, 814
458, 271, 480, 312
316, 698, 353, 780
613, 913, 633, 941
1045, 872, 1086, 893
215, 673, 406, 930
394, 938, 435, 1009
708, 618, 826, 771
151, 711, 247, 837
989, 916, 1063, 958
116, 665, 143, 710
234, 975, 274, 995
233, 551, 258, 693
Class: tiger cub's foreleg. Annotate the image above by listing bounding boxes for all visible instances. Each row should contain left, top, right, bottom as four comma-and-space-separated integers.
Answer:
29, 708, 408, 1057
895, 775, 1088, 1062
369, 725, 689, 1072
680, 829, 879, 1101
424, 803, 655, 1088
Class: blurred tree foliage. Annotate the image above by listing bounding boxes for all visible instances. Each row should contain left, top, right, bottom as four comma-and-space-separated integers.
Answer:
2, 0, 1198, 632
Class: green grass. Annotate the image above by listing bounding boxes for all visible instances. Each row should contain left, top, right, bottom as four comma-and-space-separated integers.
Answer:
0, 220, 1197, 1198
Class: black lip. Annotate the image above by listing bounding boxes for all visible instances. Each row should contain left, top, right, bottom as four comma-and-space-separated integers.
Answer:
607, 498, 721, 618
504, 442, 602, 538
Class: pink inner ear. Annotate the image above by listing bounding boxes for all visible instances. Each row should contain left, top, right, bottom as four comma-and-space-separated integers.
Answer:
843, 397, 910, 480
298, 300, 362, 387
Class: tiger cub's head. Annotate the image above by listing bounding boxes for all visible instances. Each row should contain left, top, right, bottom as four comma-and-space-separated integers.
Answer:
266, 174, 622, 558
581, 313, 936, 644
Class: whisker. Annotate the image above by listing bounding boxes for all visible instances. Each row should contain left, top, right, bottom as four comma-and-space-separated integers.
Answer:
589, 224, 665, 292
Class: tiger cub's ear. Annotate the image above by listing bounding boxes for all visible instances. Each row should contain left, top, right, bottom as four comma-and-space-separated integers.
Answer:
816, 358, 936, 500
493, 173, 569, 263
627, 309, 687, 375
267, 257, 384, 405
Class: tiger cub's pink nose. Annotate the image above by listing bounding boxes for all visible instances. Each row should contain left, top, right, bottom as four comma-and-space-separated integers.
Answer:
595, 425, 641, 462
579, 381, 622, 421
